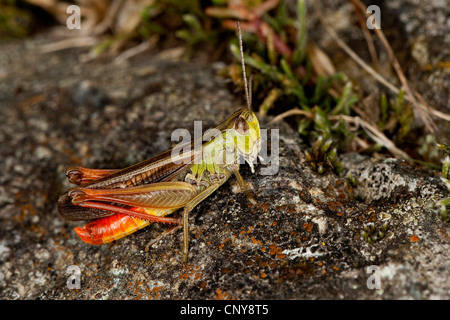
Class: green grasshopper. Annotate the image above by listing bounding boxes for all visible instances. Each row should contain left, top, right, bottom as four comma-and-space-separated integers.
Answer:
57, 22, 261, 263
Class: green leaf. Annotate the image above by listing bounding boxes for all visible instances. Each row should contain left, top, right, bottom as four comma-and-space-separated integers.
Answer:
293, 0, 307, 66
182, 14, 202, 31
443, 155, 450, 180
331, 82, 358, 115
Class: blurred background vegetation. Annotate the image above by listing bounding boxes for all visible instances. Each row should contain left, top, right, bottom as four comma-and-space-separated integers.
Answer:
1, 0, 448, 185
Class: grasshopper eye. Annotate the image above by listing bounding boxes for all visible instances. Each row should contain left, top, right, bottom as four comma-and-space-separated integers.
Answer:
235, 117, 249, 135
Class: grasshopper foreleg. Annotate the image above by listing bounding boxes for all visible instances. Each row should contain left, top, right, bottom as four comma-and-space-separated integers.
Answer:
180, 169, 257, 263
180, 183, 222, 263
232, 169, 257, 205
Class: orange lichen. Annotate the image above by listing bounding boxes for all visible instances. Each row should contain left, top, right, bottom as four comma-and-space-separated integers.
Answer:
268, 244, 277, 255
216, 289, 229, 300
251, 237, 262, 245
179, 273, 189, 280
276, 253, 286, 260
303, 222, 313, 232
410, 235, 420, 242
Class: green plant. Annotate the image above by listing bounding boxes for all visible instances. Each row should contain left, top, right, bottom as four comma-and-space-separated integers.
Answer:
362, 222, 388, 244
0, 1, 33, 38
378, 90, 414, 143
432, 144, 450, 222
175, 14, 217, 45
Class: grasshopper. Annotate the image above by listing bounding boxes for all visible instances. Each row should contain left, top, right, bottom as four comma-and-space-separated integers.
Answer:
57, 22, 261, 263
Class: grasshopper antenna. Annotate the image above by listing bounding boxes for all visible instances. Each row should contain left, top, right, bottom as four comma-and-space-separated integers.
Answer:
237, 22, 252, 113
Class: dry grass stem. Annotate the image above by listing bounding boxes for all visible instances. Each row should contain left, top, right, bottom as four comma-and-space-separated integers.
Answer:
269, 109, 410, 160
349, 0, 380, 70
349, 0, 437, 132
318, 3, 450, 124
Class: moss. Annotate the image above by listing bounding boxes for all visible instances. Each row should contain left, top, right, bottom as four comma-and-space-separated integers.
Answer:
431, 144, 450, 222
361, 222, 389, 244
0, 3, 34, 38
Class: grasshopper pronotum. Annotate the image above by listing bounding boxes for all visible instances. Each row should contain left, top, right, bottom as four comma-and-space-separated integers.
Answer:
57, 22, 262, 263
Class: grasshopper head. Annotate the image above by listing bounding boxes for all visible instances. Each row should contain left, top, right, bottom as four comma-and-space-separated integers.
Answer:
225, 22, 261, 173
231, 107, 261, 173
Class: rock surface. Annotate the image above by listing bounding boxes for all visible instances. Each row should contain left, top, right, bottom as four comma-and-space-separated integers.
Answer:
0, 1, 449, 300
